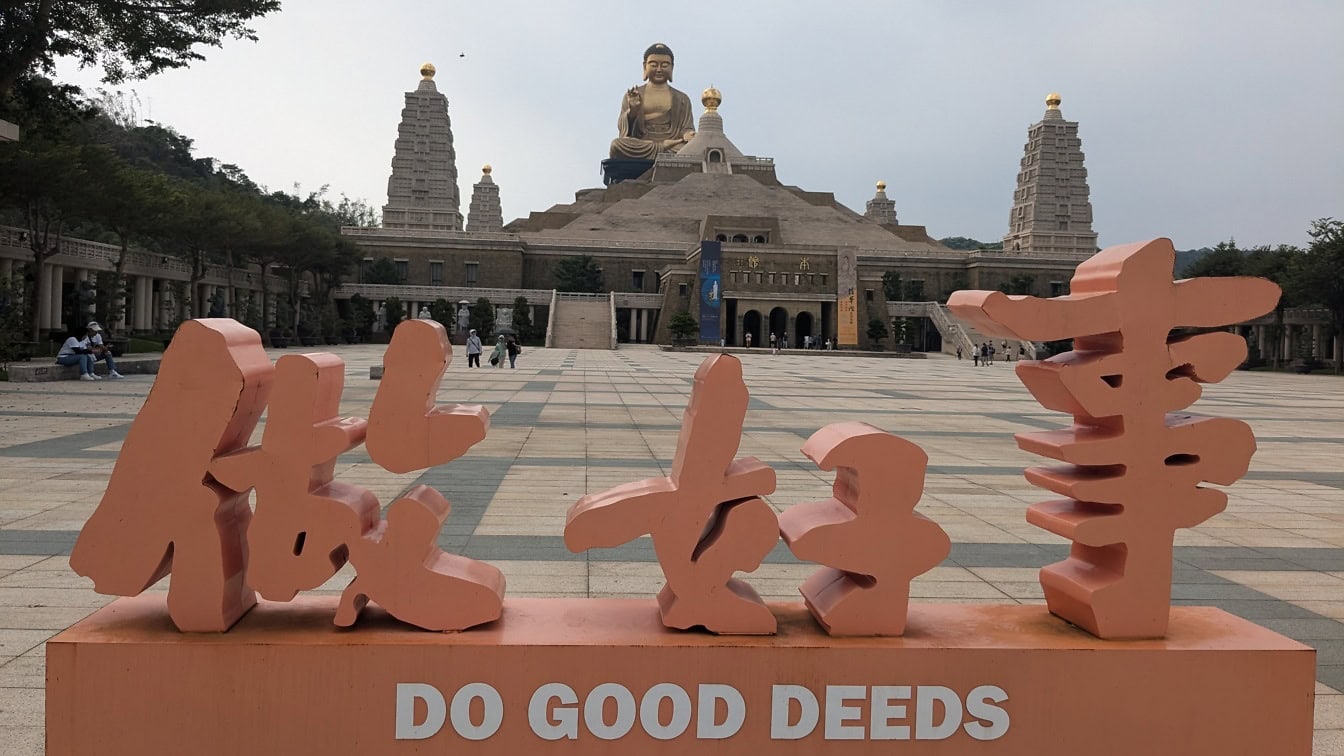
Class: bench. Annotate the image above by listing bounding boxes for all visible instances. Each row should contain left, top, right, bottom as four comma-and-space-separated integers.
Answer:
5, 354, 163, 382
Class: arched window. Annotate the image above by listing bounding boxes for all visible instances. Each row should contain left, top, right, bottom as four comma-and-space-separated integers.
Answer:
732, 234, 748, 243
708, 149, 723, 163
715, 234, 727, 242
753, 235, 766, 244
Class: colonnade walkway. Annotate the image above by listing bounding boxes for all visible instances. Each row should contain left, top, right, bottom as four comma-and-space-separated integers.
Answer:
0, 346, 1340, 752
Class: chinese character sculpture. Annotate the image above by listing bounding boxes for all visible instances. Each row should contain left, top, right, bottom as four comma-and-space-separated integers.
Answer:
564, 354, 779, 634
779, 422, 950, 636
70, 319, 269, 631
948, 238, 1280, 638
72, 318, 504, 633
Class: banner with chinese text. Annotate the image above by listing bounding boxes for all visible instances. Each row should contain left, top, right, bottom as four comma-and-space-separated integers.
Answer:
699, 241, 722, 345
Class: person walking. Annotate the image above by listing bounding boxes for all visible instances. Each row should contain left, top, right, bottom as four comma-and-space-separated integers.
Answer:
988, 343, 996, 365
465, 329, 483, 368
972, 347, 979, 367
1003, 340, 1011, 361
745, 332, 752, 348
506, 335, 522, 368
490, 335, 506, 368
770, 332, 777, 355
956, 345, 963, 360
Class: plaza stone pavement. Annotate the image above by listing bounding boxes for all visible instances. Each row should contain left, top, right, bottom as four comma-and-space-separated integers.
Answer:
0, 345, 1342, 753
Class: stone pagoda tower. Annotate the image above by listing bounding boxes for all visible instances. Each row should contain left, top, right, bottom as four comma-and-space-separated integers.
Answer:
382, 63, 463, 231
466, 165, 503, 232
1001, 93, 1097, 257
864, 181, 899, 224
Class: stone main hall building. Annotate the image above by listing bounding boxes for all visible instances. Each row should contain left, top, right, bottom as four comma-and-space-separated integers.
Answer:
336, 65, 1100, 353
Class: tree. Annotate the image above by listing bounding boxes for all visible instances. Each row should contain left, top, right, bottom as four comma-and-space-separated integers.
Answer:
430, 298, 455, 328
469, 297, 495, 336
365, 257, 400, 285
0, 136, 89, 340
511, 296, 533, 342
997, 274, 1035, 296
554, 255, 604, 293
382, 296, 404, 329
866, 318, 889, 346
1, 1, 282, 96
1184, 240, 1245, 278
1288, 219, 1344, 371
882, 271, 902, 301
668, 312, 697, 344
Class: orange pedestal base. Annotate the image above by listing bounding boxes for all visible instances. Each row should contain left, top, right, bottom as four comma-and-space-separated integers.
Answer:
47, 595, 1314, 755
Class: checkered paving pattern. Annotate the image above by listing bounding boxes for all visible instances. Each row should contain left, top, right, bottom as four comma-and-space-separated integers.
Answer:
1, 345, 1341, 752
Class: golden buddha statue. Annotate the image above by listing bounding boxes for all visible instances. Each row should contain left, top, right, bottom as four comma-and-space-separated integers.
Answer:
609, 43, 695, 160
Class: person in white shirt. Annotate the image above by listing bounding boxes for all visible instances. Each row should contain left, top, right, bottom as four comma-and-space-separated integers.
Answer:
85, 322, 122, 378
56, 322, 122, 381
465, 329, 483, 368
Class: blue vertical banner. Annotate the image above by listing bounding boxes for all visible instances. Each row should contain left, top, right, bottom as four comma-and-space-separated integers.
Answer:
698, 241, 722, 344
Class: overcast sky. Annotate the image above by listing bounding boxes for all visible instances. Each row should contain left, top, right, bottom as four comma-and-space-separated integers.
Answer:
55, 0, 1343, 250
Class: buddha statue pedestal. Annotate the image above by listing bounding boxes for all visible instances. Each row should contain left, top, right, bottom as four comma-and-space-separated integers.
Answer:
602, 158, 654, 186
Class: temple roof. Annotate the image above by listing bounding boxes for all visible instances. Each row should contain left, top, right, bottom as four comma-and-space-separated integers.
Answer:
506, 172, 950, 253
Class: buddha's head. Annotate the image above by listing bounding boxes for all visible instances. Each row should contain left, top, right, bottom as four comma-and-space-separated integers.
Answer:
642, 42, 674, 84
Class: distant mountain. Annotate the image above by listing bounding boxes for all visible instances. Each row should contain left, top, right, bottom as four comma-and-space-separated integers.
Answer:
939, 236, 1003, 251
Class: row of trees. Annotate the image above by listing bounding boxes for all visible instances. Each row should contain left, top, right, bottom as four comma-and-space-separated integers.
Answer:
0, 0, 379, 348
1183, 220, 1344, 371
0, 78, 376, 345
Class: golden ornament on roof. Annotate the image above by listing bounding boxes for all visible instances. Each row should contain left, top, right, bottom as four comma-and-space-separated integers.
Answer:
482, 164, 492, 175
420, 63, 436, 80
702, 86, 722, 112
876, 180, 887, 191
1046, 92, 1062, 110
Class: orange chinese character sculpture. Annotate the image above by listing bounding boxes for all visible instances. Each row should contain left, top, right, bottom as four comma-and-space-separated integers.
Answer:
73, 318, 503, 633
211, 353, 379, 601
212, 320, 503, 632
778, 422, 950, 636
366, 319, 489, 473
564, 354, 779, 634
948, 238, 1280, 638
70, 319, 273, 631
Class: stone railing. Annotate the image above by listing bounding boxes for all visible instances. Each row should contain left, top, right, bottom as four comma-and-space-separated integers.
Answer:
333, 283, 551, 305
613, 292, 664, 308
609, 292, 618, 350
0, 225, 286, 290
341, 226, 523, 244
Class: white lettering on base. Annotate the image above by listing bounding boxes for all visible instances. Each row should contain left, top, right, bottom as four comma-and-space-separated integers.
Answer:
584, 682, 637, 740
697, 684, 746, 739
640, 683, 693, 740
395, 683, 446, 740
771, 685, 820, 740
870, 685, 912, 740
529, 683, 579, 740
825, 685, 867, 740
964, 685, 1011, 740
449, 682, 503, 741
915, 685, 963, 740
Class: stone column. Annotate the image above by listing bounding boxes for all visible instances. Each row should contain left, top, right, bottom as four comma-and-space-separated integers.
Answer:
75, 269, 92, 321
1312, 324, 1323, 360
0, 258, 12, 281
137, 278, 151, 331
38, 264, 52, 330
638, 310, 648, 342
626, 309, 636, 343
49, 264, 64, 332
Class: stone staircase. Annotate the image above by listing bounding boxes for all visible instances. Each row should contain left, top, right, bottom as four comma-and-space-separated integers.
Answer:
895, 301, 1041, 359
549, 293, 614, 350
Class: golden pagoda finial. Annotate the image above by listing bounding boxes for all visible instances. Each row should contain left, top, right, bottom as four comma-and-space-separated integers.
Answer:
482, 164, 492, 175
420, 62, 436, 80
876, 180, 887, 192
1046, 92, 1062, 110
702, 85, 722, 112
